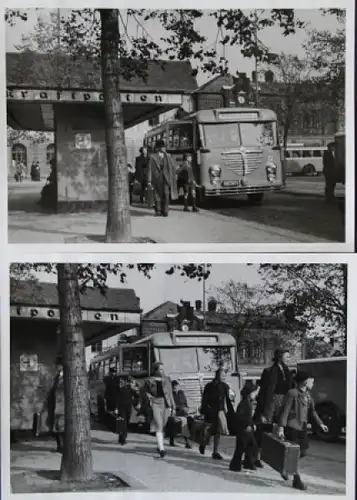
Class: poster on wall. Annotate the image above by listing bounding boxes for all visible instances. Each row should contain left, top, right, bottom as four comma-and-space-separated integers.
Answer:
75, 133, 91, 150
20, 354, 39, 372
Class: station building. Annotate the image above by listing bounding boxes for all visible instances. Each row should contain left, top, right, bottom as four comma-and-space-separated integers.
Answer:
10, 280, 141, 432
6, 51, 197, 212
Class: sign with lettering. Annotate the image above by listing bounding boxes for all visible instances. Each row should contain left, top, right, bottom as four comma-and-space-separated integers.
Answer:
20, 354, 38, 372
175, 335, 219, 346
10, 306, 141, 325
75, 133, 91, 150
6, 89, 183, 106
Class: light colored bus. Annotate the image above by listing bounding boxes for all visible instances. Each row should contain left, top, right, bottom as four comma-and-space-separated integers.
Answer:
89, 328, 240, 428
144, 107, 284, 205
284, 146, 327, 176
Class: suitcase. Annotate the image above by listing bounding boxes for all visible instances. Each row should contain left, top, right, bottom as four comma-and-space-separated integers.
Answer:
261, 432, 300, 476
105, 411, 126, 435
165, 416, 182, 438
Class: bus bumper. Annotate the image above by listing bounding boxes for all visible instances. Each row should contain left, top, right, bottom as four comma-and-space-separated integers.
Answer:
201, 184, 284, 197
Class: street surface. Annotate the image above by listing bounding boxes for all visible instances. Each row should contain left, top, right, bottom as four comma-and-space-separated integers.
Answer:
11, 429, 346, 494
8, 177, 345, 244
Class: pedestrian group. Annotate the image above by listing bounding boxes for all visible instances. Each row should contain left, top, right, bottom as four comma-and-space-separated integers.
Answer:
44, 348, 328, 492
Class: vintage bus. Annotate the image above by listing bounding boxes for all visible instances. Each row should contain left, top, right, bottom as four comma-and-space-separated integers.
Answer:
143, 107, 284, 205
88, 329, 240, 429
284, 146, 327, 176
297, 356, 346, 442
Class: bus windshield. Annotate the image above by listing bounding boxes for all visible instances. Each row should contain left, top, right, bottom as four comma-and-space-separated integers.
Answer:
159, 348, 198, 373
203, 121, 277, 149
158, 346, 234, 374
197, 347, 233, 373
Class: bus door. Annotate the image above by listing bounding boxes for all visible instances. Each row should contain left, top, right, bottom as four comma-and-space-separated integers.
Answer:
89, 360, 106, 416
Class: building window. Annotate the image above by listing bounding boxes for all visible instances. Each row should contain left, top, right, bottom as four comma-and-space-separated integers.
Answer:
46, 143, 55, 164
12, 143, 27, 166
91, 341, 102, 353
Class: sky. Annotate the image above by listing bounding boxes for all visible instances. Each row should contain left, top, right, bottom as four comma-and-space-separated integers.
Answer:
31, 264, 263, 313
6, 8, 341, 86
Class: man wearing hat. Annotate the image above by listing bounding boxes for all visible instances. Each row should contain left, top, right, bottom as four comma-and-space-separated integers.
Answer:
229, 381, 259, 472
147, 139, 178, 216
277, 370, 328, 490
115, 376, 138, 445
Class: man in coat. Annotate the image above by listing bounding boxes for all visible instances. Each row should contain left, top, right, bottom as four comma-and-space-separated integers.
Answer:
115, 376, 138, 445
147, 139, 178, 217
45, 357, 65, 453
323, 142, 337, 202
104, 367, 119, 412
199, 367, 234, 460
135, 146, 150, 204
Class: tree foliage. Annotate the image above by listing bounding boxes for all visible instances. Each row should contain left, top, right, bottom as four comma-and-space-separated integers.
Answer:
256, 264, 347, 354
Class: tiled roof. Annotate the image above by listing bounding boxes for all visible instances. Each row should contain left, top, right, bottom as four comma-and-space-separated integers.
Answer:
11, 280, 141, 312
6, 52, 198, 93
143, 300, 178, 320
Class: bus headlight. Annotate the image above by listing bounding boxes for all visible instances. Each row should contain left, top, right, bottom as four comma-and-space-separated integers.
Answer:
266, 162, 277, 182
209, 165, 222, 184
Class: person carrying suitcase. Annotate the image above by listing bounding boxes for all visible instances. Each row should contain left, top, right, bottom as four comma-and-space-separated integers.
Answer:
229, 382, 259, 472
115, 376, 138, 445
168, 380, 192, 449
277, 370, 328, 491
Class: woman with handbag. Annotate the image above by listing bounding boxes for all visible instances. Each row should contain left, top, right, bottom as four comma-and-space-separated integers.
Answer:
277, 370, 328, 491
143, 362, 176, 457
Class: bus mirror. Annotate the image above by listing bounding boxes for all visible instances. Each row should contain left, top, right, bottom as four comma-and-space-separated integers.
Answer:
231, 372, 239, 377
196, 150, 201, 165
200, 148, 211, 154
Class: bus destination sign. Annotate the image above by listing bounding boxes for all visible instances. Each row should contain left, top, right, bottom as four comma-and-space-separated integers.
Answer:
217, 112, 258, 121
175, 335, 218, 345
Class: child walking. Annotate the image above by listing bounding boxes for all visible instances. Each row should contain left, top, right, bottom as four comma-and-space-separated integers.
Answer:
277, 370, 328, 490
229, 382, 259, 472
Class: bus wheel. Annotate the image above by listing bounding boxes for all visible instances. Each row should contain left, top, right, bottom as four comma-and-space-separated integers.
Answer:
312, 404, 341, 442
303, 164, 316, 177
247, 193, 264, 205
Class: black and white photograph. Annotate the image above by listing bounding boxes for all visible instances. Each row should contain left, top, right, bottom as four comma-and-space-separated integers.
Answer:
5, 8, 351, 248
4, 260, 354, 495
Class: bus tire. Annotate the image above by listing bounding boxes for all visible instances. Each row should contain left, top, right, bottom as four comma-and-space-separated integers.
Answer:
247, 193, 264, 205
302, 164, 316, 177
312, 403, 341, 442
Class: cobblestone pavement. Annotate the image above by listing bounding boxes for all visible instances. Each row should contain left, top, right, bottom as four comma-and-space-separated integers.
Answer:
8, 178, 344, 244
10, 430, 346, 494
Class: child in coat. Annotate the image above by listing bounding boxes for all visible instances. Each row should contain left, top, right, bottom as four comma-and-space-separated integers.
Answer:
229, 382, 259, 472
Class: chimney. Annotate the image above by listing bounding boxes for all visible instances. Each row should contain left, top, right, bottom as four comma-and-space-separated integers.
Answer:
207, 298, 217, 312
195, 300, 202, 311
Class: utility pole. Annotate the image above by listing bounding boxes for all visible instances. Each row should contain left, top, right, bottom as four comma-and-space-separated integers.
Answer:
202, 263, 207, 331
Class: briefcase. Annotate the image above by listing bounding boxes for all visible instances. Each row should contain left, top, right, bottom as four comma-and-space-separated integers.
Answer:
261, 432, 300, 476
106, 411, 126, 435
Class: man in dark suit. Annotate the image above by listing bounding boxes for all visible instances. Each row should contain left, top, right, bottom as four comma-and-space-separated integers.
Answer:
199, 368, 234, 460
323, 142, 337, 202
135, 146, 150, 204
116, 376, 138, 445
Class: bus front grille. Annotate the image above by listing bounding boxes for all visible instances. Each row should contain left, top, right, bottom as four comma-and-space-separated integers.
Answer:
222, 150, 264, 176
180, 377, 203, 412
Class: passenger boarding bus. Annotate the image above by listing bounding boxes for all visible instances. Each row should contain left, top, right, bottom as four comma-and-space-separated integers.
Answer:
143, 107, 284, 205
89, 329, 240, 430
284, 146, 327, 176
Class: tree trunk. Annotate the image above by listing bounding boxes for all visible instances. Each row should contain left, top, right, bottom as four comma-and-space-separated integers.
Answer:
100, 9, 132, 242
57, 264, 94, 482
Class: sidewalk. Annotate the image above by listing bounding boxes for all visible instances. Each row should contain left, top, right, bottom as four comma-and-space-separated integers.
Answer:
10, 431, 346, 494
8, 181, 335, 244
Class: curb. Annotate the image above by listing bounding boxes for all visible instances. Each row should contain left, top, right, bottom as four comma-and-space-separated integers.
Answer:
282, 189, 345, 200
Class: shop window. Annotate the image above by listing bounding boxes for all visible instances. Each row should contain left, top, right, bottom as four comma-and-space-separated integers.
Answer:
91, 341, 102, 353
46, 143, 55, 164
11, 143, 27, 166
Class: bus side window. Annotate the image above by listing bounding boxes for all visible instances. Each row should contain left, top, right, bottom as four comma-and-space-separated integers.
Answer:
292, 150, 300, 158
302, 150, 311, 158
313, 150, 322, 157
122, 347, 149, 373
285, 150, 290, 158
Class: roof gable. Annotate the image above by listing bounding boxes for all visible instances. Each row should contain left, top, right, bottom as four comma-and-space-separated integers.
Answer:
6, 52, 198, 93
143, 300, 178, 321
11, 280, 141, 312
